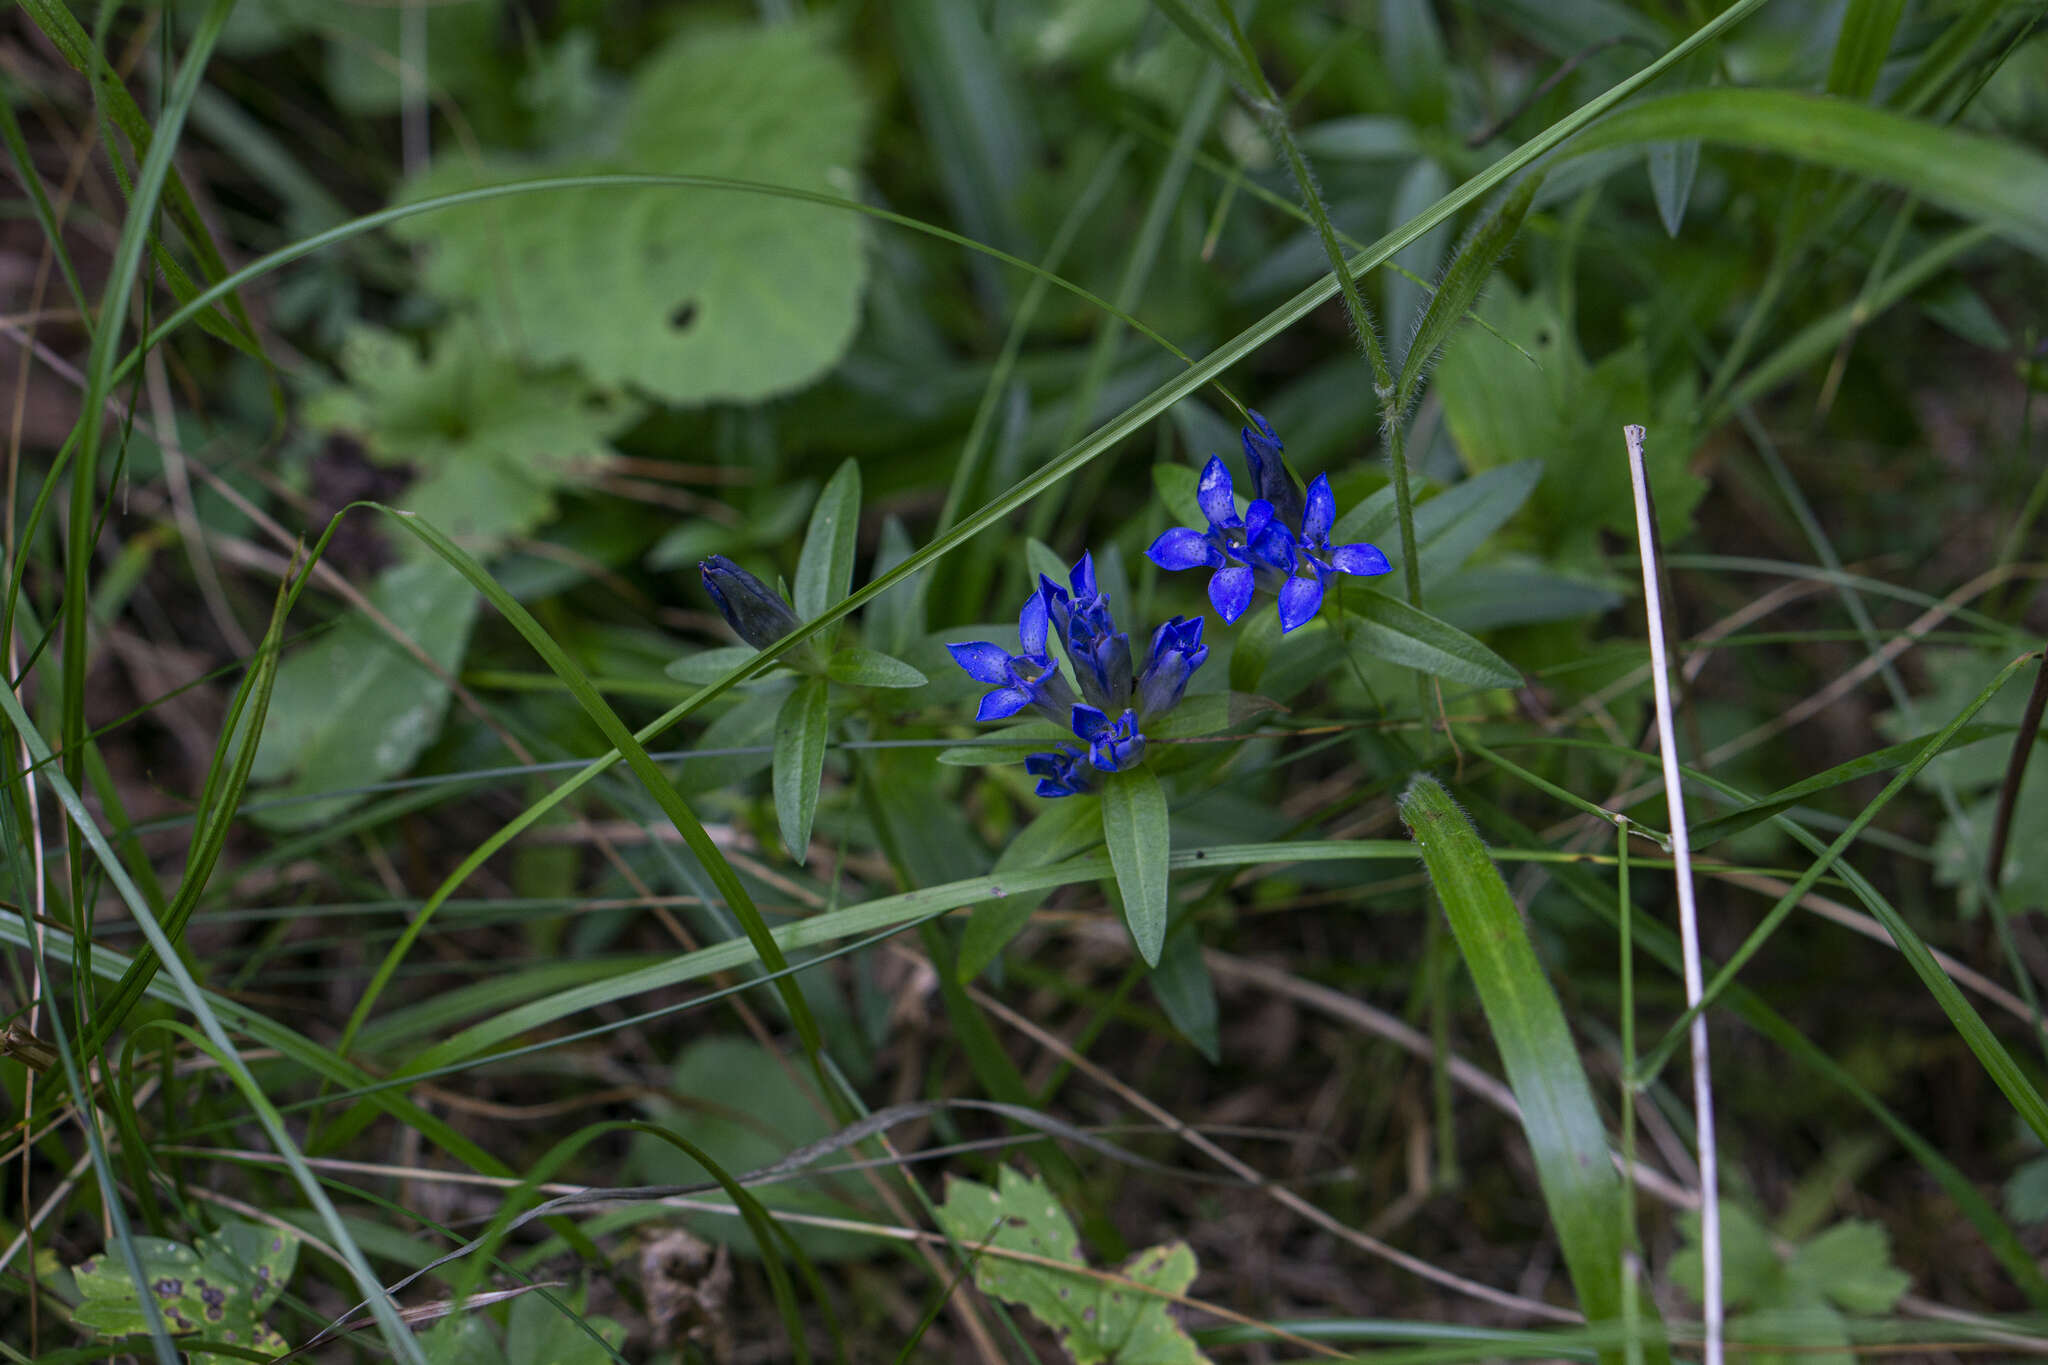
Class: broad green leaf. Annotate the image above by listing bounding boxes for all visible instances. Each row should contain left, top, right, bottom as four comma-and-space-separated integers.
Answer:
1435, 283, 1701, 563
421, 1315, 501, 1365
1151, 922, 1219, 1063
1396, 175, 1540, 408
959, 796, 1105, 982
1103, 766, 1171, 966
1144, 691, 1279, 740
795, 459, 862, 620
1789, 1222, 1910, 1314
306, 322, 641, 554
395, 22, 871, 405
1336, 589, 1521, 689
825, 646, 927, 688
773, 677, 831, 862
1428, 563, 1620, 632
1399, 776, 1650, 1364
249, 557, 479, 829
934, 1166, 1209, 1364
506, 1286, 627, 1365
1332, 461, 1542, 582
1227, 608, 1283, 693
72, 1220, 298, 1362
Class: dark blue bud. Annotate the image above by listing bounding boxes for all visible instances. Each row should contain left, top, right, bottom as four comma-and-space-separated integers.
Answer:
1241, 410, 1305, 532
1136, 615, 1208, 719
1025, 746, 1094, 798
700, 556, 802, 651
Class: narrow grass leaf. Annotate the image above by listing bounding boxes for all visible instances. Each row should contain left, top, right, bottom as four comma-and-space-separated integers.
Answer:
1690, 723, 2007, 845
795, 458, 861, 621
775, 678, 831, 863
1567, 89, 2048, 260
1338, 590, 1521, 689
1103, 768, 1171, 966
1396, 176, 1540, 410
1399, 775, 1651, 1365
1827, 0, 1909, 99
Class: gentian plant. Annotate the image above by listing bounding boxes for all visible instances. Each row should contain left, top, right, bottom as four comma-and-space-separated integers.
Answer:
948, 553, 1208, 965
949, 553, 1207, 801
1147, 410, 1392, 631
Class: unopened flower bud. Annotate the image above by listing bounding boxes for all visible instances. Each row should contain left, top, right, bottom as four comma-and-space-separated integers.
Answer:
700, 556, 802, 651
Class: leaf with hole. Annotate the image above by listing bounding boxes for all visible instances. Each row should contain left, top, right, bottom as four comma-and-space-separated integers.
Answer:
394, 22, 871, 405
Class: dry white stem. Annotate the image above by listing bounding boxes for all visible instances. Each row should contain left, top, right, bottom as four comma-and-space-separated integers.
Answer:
1626, 423, 1721, 1365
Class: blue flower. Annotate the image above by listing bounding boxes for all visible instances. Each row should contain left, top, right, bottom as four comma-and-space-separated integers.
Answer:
1072, 705, 1146, 773
700, 556, 802, 651
1026, 745, 1094, 798
951, 550, 1211, 797
946, 590, 1079, 724
1136, 615, 1207, 719
1146, 411, 1391, 633
1037, 552, 1134, 714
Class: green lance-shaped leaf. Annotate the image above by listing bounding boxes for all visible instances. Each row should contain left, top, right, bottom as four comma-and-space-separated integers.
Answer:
1336, 590, 1521, 689
824, 646, 927, 688
1396, 174, 1541, 411
1102, 766, 1171, 966
959, 795, 1105, 981
795, 458, 861, 621
774, 677, 831, 862
1151, 920, 1220, 1063
1399, 775, 1661, 1365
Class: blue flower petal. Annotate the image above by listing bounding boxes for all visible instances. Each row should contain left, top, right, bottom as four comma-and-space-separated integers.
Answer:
1210, 565, 1255, 623
1196, 456, 1237, 528
976, 687, 1034, 721
1070, 703, 1109, 739
1147, 527, 1219, 571
1277, 575, 1324, 633
1328, 543, 1392, 577
948, 641, 1013, 685
1070, 550, 1098, 599
1303, 473, 1335, 543
1018, 590, 1050, 654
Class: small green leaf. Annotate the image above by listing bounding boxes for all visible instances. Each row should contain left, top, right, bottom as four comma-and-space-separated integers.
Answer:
1103, 766, 1170, 966
667, 644, 774, 685
1396, 174, 1540, 408
1336, 589, 1521, 689
1150, 922, 1219, 1063
825, 646, 927, 688
794, 458, 861, 620
773, 677, 830, 862
1789, 1221, 1910, 1314
934, 1166, 1211, 1364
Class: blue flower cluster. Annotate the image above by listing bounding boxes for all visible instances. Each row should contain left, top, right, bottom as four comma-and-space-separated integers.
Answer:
1147, 411, 1391, 632
949, 553, 1208, 798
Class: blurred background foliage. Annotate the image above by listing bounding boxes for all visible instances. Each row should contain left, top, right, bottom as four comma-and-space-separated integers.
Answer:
4, 0, 2048, 1360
